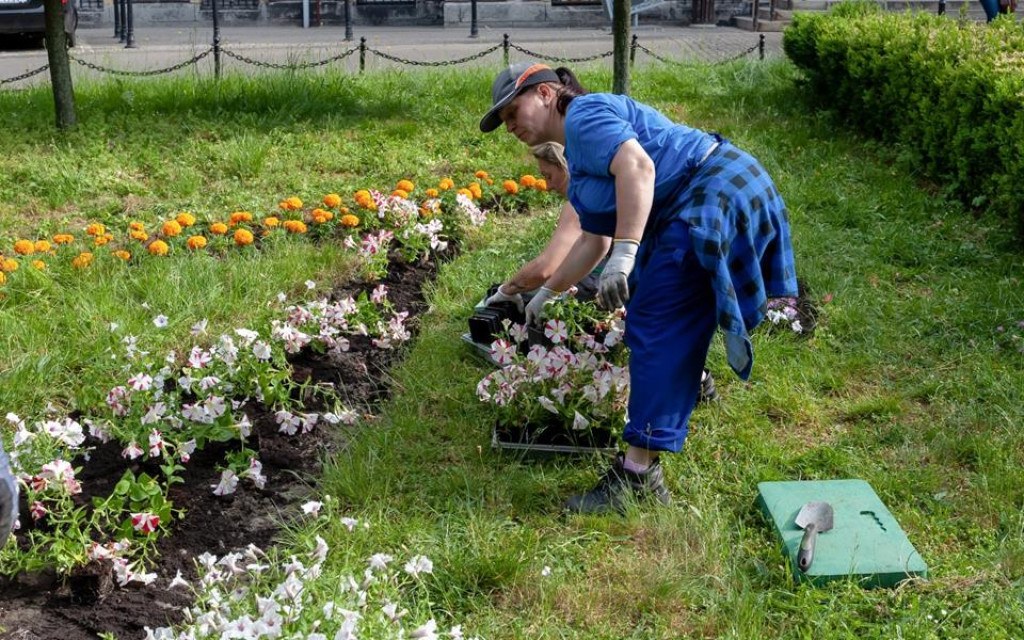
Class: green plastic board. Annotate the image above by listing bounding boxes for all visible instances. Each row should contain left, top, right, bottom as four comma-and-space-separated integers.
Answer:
757, 479, 928, 587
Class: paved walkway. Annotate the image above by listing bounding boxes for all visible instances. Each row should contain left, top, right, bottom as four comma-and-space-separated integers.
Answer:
0, 25, 782, 88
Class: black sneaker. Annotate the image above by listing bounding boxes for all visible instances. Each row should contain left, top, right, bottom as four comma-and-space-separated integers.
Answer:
0, 438, 17, 548
563, 453, 671, 515
698, 369, 720, 404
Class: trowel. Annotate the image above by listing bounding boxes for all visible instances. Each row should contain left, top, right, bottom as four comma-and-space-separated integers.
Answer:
795, 501, 834, 572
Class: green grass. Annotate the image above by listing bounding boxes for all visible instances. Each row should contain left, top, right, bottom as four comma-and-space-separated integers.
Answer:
2, 61, 1023, 637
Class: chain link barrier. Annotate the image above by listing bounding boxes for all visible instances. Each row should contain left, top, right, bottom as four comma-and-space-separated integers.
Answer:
634, 40, 760, 66
508, 42, 615, 64
68, 48, 213, 77
0, 63, 51, 86
366, 42, 503, 67
221, 45, 359, 70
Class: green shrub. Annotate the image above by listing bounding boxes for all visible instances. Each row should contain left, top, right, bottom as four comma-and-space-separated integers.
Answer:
784, 8, 1024, 238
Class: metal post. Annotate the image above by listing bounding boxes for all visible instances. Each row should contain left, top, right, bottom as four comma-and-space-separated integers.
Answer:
752, 0, 759, 33
302, 0, 310, 28
502, 33, 509, 66
629, 34, 637, 68
469, 0, 478, 38
344, 0, 353, 41
938, 0, 945, 14
125, 0, 136, 48
359, 36, 366, 73
212, 0, 221, 79
118, 0, 127, 43
759, 33, 765, 60
113, 0, 121, 39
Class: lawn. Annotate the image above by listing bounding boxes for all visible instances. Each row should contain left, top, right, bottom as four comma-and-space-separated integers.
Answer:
0, 58, 1022, 638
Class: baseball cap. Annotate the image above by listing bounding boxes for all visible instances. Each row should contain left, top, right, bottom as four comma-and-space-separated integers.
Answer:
479, 62, 562, 133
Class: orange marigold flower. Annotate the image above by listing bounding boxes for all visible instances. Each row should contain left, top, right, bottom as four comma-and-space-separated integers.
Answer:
340, 214, 360, 228
13, 240, 34, 256
264, 217, 280, 228
112, 250, 131, 262
323, 193, 342, 208
475, 170, 489, 179
130, 230, 149, 242
162, 220, 183, 237
502, 180, 519, 195
469, 182, 483, 199
34, 240, 51, 253
438, 178, 455, 191
53, 234, 74, 245
339, 206, 350, 214
176, 212, 197, 227
1, 258, 19, 273
456, 188, 473, 199
486, 178, 494, 185
392, 189, 409, 199
187, 235, 208, 250
210, 223, 229, 236
86, 223, 105, 237
234, 229, 255, 246
283, 220, 308, 234
396, 179, 415, 193
148, 240, 169, 256
520, 174, 537, 188
230, 211, 254, 225
71, 252, 94, 269
535, 179, 548, 192
425, 188, 439, 198
94, 234, 112, 247
313, 213, 328, 224
129, 221, 145, 232
32, 259, 46, 270
278, 197, 303, 211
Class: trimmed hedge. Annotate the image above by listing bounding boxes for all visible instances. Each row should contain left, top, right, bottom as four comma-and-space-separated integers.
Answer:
784, 5, 1024, 236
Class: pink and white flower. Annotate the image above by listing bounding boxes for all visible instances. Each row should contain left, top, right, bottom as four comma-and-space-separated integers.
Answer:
404, 555, 433, 577
131, 512, 160, 534
544, 319, 568, 344
212, 469, 239, 496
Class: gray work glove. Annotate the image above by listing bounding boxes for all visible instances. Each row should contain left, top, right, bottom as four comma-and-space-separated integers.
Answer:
525, 286, 559, 326
0, 438, 17, 548
597, 240, 639, 311
483, 284, 524, 314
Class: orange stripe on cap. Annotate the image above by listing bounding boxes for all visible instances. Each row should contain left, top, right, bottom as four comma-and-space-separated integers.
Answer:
514, 64, 554, 89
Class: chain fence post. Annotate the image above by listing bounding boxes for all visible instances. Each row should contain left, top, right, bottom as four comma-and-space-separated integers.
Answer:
359, 36, 366, 73
113, 0, 121, 39
212, 0, 222, 79
938, 0, 945, 14
125, 0, 136, 48
759, 33, 765, 61
502, 33, 509, 66
470, 0, 479, 38
118, 0, 127, 43
630, 34, 638, 69
344, 0, 353, 41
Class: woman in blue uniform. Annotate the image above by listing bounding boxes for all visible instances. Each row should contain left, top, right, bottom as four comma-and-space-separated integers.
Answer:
480, 62, 798, 514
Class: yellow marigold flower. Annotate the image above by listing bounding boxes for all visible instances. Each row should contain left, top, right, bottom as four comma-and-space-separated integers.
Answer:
502, 180, 519, 195
261, 230, 272, 238
456, 188, 473, 199
162, 220, 183, 237
396, 179, 415, 193
210, 223, 229, 236
94, 234, 112, 247
520, 174, 537, 188
234, 229, 254, 246
86, 223, 105, 237
71, 252, 94, 269
283, 220, 308, 234
34, 240, 51, 253
129, 221, 145, 232
264, 217, 280, 228
323, 193, 342, 209
1, 258, 19, 273
187, 235, 207, 250
230, 211, 254, 225
111, 250, 131, 262
475, 170, 489, 179
392, 189, 409, 199
469, 182, 483, 200
130, 230, 149, 243
13, 240, 34, 256
535, 178, 548, 192
148, 240, 169, 256
425, 188, 439, 198
176, 212, 197, 227
438, 178, 455, 191
53, 234, 74, 245
32, 259, 46, 270
0, 272, 5, 286
486, 178, 494, 185
340, 214, 360, 228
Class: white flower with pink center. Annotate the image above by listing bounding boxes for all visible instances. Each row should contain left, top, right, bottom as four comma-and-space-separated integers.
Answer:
147, 430, 165, 458
122, 441, 144, 460
188, 346, 213, 369
370, 284, 388, 304
537, 396, 559, 414
489, 339, 515, 367
212, 469, 239, 496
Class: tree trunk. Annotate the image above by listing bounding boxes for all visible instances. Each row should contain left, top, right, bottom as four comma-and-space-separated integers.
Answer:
612, 0, 630, 95
693, 0, 715, 24
43, 0, 76, 130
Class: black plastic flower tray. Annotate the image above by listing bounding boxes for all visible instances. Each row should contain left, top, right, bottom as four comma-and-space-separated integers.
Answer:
491, 421, 619, 455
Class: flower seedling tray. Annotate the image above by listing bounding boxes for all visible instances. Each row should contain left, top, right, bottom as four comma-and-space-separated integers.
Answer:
462, 332, 501, 367
756, 479, 928, 587
491, 422, 619, 455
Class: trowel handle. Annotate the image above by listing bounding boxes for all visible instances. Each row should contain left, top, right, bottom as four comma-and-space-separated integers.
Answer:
797, 523, 818, 572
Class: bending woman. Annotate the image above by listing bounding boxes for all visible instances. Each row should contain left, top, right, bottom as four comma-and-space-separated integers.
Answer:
480, 62, 797, 514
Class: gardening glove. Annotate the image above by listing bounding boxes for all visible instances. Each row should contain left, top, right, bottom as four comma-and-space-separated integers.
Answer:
0, 438, 17, 548
525, 286, 559, 327
483, 284, 524, 314
597, 239, 639, 311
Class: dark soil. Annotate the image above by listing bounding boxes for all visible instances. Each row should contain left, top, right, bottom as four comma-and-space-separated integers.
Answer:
0, 251, 445, 640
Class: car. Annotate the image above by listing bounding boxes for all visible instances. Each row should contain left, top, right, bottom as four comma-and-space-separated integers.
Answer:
0, 0, 78, 48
